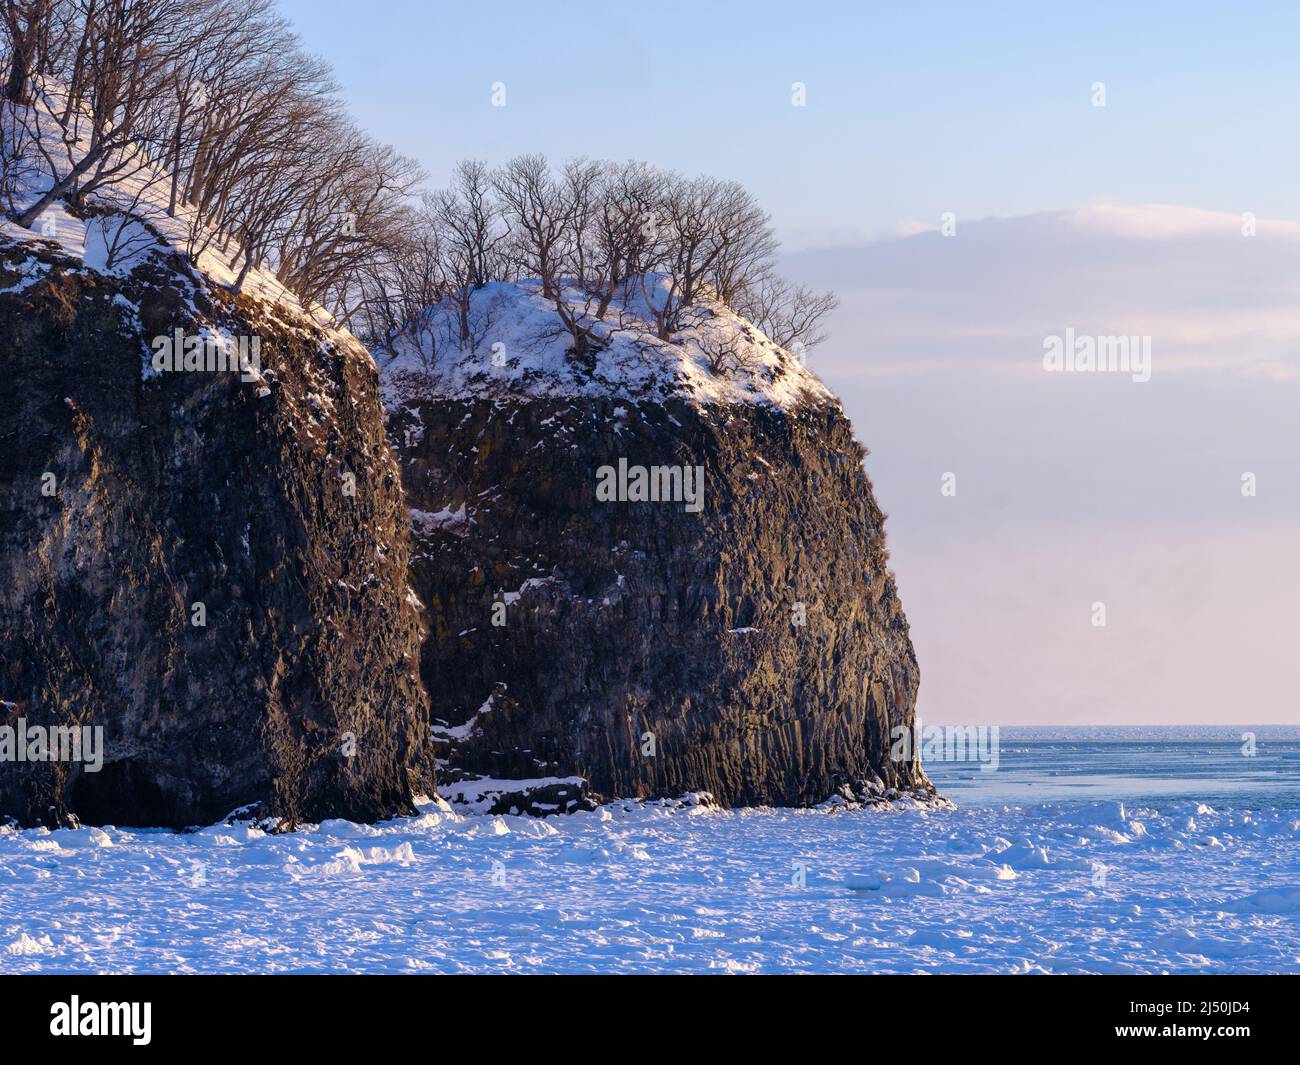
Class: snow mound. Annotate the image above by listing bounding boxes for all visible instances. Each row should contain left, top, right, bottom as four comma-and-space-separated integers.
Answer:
1061, 801, 1130, 829
996, 842, 1053, 869
6, 932, 54, 956
1221, 886, 1300, 914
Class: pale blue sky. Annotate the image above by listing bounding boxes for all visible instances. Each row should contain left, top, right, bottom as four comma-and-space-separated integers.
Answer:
280, 0, 1300, 247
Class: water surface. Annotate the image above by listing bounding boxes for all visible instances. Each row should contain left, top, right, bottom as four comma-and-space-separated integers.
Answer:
923, 726, 1300, 811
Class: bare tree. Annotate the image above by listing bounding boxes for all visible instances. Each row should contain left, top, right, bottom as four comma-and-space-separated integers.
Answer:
582, 160, 660, 319
494, 154, 611, 359
84, 165, 160, 270
494, 153, 579, 300
3, 0, 51, 104
734, 273, 839, 353
426, 159, 508, 344
13, 0, 190, 227
275, 136, 423, 312
430, 159, 507, 287
697, 325, 757, 376
702, 181, 776, 307
639, 175, 739, 340
353, 213, 446, 358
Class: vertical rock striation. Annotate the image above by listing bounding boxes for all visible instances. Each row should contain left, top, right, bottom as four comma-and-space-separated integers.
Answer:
0, 237, 431, 828
382, 281, 930, 810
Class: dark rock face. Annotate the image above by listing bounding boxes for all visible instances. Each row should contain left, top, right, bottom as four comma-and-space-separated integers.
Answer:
440, 776, 597, 817
389, 388, 930, 807
0, 238, 431, 828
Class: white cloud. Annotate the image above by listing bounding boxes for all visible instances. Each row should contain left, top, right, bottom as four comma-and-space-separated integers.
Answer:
1066, 203, 1300, 241
787, 203, 1300, 378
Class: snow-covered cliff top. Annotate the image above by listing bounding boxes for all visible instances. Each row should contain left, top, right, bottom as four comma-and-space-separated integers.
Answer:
376, 279, 834, 411
0, 100, 353, 347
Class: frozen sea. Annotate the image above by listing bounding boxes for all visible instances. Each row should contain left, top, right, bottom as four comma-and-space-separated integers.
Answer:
2, 726, 1297, 974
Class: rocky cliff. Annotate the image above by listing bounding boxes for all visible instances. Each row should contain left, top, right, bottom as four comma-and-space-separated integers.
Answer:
0, 227, 431, 828
381, 281, 931, 811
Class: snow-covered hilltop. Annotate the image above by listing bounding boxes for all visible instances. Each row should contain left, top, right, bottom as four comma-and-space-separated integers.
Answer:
377, 278, 834, 411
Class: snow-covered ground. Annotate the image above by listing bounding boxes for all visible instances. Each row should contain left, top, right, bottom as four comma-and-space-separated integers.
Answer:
2, 788, 1297, 974
376, 278, 833, 412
